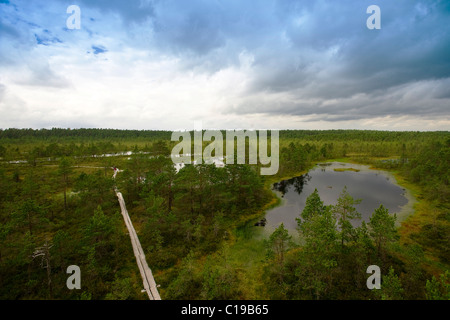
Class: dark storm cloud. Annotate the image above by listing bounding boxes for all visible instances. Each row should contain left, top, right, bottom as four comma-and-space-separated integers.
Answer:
203, 0, 450, 121
229, 78, 450, 121
243, 0, 450, 95
141, 1, 450, 103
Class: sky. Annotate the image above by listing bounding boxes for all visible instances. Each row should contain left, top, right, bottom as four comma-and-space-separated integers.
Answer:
0, 0, 449, 131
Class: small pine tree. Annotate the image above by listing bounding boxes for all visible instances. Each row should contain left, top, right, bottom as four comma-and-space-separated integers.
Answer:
368, 205, 397, 260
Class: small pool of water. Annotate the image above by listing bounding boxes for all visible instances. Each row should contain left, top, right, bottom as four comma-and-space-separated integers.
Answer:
264, 162, 412, 234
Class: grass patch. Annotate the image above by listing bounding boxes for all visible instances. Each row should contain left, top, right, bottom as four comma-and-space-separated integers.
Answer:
227, 222, 269, 299
333, 167, 360, 172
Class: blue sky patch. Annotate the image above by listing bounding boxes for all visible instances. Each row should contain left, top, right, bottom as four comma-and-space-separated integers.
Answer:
91, 45, 108, 55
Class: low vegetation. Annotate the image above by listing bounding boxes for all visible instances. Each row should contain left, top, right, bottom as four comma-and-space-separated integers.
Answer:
0, 129, 448, 299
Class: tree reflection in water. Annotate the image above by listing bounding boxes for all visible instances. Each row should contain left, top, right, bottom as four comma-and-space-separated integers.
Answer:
272, 173, 312, 197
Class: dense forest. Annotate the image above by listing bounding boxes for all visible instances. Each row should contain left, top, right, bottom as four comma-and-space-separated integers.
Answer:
0, 128, 448, 299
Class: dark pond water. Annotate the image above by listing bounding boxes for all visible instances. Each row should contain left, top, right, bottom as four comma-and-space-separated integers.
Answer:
264, 162, 410, 234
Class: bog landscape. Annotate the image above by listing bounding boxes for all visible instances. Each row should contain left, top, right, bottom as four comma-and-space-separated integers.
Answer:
1, 1, 449, 301
0, 129, 448, 299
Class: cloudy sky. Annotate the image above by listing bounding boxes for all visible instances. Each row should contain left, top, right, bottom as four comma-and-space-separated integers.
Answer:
0, 0, 449, 130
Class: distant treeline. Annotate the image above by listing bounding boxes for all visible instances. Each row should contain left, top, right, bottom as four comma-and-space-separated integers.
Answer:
1, 128, 447, 142
280, 129, 449, 142
0, 128, 172, 141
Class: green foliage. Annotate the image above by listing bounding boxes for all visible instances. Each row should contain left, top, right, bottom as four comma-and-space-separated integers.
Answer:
85, 206, 115, 244
58, 157, 73, 211
263, 188, 434, 300
331, 187, 361, 247
266, 223, 293, 264
405, 140, 449, 203
165, 251, 203, 299
296, 188, 327, 224
166, 247, 243, 300
294, 190, 339, 299
368, 205, 398, 259
52, 229, 70, 272
200, 248, 242, 300
425, 271, 450, 300
105, 277, 137, 300
73, 171, 116, 212
13, 199, 46, 235
58, 157, 73, 176
79, 291, 92, 300
378, 267, 404, 300
400, 244, 427, 299
0, 144, 6, 157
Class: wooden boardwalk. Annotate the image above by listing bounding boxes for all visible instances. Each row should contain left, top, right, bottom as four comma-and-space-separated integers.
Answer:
115, 190, 161, 300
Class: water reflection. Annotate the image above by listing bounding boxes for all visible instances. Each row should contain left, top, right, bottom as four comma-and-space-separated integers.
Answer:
273, 174, 311, 197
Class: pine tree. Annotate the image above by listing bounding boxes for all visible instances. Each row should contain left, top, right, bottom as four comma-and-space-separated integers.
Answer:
267, 223, 293, 266
331, 186, 361, 248
296, 188, 327, 227
368, 205, 397, 260
296, 190, 338, 299
378, 267, 404, 300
